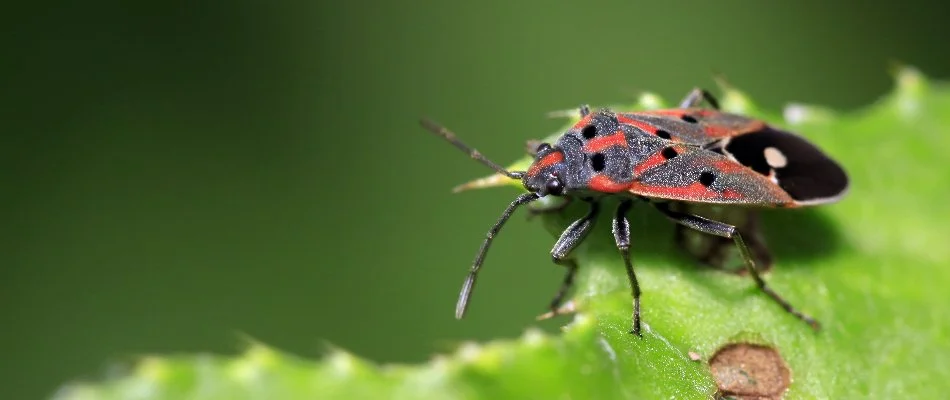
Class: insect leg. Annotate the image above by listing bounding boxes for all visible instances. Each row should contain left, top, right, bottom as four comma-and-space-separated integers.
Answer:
544, 104, 591, 120
547, 201, 600, 314
612, 199, 643, 336
670, 203, 774, 272
737, 210, 774, 270
455, 192, 541, 319
652, 202, 821, 331
579, 104, 591, 117
525, 139, 544, 156
678, 88, 721, 110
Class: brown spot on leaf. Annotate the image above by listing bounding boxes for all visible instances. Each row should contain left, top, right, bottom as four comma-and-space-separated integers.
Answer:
710, 343, 790, 400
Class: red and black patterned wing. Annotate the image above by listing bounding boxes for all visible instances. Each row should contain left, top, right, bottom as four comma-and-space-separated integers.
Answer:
627, 142, 797, 206
616, 109, 766, 146
712, 125, 849, 206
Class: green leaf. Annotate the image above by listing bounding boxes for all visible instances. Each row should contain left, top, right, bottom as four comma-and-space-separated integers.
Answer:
54, 67, 950, 399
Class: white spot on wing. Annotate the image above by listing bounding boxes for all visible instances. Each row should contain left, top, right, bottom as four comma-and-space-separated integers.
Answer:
764, 146, 788, 168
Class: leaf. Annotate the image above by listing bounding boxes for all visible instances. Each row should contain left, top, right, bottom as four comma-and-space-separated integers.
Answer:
53, 67, 950, 399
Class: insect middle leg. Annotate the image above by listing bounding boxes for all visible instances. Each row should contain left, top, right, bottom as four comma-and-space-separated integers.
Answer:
652, 202, 821, 330
678, 88, 721, 110
547, 201, 600, 315
612, 199, 643, 336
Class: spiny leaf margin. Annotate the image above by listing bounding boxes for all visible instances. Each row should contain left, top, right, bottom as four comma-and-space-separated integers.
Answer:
53, 66, 950, 400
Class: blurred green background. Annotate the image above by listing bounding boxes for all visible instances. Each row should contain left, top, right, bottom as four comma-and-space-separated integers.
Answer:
4, 2, 950, 398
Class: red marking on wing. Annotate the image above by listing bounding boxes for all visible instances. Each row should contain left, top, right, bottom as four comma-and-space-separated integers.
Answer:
527, 151, 564, 176
633, 149, 673, 176
719, 187, 744, 200
589, 174, 631, 193
723, 189, 743, 199
617, 114, 657, 134
703, 124, 738, 138
583, 130, 627, 152
708, 159, 790, 199
628, 182, 742, 201
711, 159, 753, 174
641, 109, 686, 117
703, 120, 766, 138
571, 114, 595, 129
641, 109, 717, 118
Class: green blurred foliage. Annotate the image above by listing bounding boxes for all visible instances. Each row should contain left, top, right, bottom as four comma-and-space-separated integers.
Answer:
3, 2, 950, 398
50, 74, 950, 398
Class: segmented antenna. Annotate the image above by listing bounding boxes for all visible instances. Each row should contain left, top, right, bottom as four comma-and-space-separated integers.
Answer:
419, 118, 524, 180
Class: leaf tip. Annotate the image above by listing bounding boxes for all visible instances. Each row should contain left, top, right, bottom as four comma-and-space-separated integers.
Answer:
566, 312, 595, 331
327, 349, 360, 376
452, 173, 518, 192
520, 327, 548, 347
637, 92, 666, 110
712, 74, 757, 114
455, 341, 483, 363
227, 344, 282, 384
783, 103, 835, 126
888, 63, 929, 117
135, 356, 172, 384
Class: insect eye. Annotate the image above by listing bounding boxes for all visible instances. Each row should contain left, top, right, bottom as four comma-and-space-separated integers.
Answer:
544, 176, 564, 196
536, 143, 553, 154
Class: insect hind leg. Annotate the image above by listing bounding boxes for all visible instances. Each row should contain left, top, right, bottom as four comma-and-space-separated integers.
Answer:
670, 203, 773, 273
613, 200, 643, 336
679, 87, 721, 110
653, 202, 820, 331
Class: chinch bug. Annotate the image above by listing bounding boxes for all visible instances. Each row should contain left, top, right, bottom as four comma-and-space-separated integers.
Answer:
420, 88, 848, 335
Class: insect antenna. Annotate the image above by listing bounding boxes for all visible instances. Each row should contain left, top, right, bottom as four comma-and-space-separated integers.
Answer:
455, 192, 540, 319
419, 118, 525, 180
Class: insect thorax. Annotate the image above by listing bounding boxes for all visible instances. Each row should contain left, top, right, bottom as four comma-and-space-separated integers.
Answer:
554, 115, 670, 195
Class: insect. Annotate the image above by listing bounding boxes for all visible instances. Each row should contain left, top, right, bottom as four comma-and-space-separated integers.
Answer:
419, 88, 848, 335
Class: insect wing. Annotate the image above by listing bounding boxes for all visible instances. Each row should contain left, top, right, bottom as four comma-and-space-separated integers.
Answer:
617, 109, 766, 146
628, 144, 796, 206
712, 126, 849, 206
618, 109, 849, 207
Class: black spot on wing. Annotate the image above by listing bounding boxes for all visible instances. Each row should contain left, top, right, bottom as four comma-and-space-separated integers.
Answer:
661, 147, 678, 160
591, 152, 606, 171
581, 125, 597, 139
699, 171, 716, 187
724, 127, 849, 203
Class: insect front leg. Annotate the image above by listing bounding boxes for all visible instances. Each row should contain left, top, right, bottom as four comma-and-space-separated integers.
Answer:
652, 202, 821, 331
612, 199, 643, 336
547, 201, 600, 316
678, 88, 721, 110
